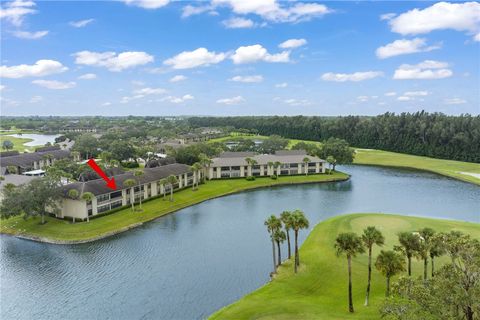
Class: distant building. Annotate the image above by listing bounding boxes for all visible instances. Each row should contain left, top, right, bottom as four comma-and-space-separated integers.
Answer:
208, 150, 326, 179
0, 148, 77, 175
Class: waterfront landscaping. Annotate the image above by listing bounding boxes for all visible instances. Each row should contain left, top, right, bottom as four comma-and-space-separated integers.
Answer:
210, 213, 480, 320
0, 172, 348, 243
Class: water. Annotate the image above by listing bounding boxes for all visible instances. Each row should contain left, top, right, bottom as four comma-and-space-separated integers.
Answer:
1, 166, 479, 320
5, 134, 61, 147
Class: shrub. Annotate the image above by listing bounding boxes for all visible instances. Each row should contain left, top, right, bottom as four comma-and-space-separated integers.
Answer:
270, 175, 277, 180
246, 176, 255, 181
122, 161, 139, 168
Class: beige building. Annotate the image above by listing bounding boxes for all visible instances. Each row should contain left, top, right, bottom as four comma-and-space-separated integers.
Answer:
208, 150, 326, 179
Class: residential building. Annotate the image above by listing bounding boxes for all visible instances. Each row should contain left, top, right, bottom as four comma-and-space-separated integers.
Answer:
0, 148, 77, 175
59, 163, 200, 220
207, 150, 326, 179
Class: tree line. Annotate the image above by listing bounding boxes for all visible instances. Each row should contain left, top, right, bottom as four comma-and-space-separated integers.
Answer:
188, 112, 480, 163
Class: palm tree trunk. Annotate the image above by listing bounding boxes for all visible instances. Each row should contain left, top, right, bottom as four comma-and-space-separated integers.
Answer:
294, 230, 299, 273
386, 276, 391, 297
365, 246, 372, 306
139, 185, 143, 210
423, 258, 428, 281
170, 187, 173, 202
271, 238, 276, 273
431, 257, 435, 277
163, 187, 166, 200
41, 212, 45, 224
348, 256, 354, 313
408, 256, 412, 276
286, 229, 291, 259
276, 240, 281, 267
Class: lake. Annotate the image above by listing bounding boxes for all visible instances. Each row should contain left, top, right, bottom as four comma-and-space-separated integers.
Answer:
5, 133, 61, 147
1, 165, 479, 320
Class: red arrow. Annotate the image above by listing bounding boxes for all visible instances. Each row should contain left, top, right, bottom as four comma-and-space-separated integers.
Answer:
86, 158, 117, 190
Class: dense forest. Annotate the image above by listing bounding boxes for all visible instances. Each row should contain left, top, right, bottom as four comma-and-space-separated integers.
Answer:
188, 112, 480, 163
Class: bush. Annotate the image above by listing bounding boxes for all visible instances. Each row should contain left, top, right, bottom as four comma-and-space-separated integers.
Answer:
245, 176, 256, 181
122, 161, 139, 168
270, 175, 277, 180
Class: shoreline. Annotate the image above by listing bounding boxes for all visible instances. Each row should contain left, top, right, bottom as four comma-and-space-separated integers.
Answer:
1, 173, 350, 245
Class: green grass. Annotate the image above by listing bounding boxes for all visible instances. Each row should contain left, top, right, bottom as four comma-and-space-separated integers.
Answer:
0, 172, 348, 242
210, 213, 480, 320
0, 134, 35, 152
354, 149, 480, 185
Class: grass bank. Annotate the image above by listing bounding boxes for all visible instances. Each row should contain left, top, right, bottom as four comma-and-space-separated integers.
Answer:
354, 149, 480, 185
0, 134, 34, 152
210, 213, 480, 320
0, 172, 348, 243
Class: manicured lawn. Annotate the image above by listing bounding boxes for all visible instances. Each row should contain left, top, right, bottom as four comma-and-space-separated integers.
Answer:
210, 213, 480, 320
0, 134, 34, 152
0, 172, 348, 242
354, 149, 480, 185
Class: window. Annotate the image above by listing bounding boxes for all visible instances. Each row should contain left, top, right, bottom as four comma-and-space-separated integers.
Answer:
111, 191, 122, 199
97, 204, 110, 213
88, 208, 93, 216
231, 166, 240, 170
187, 172, 193, 177
281, 170, 289, 175
308, 168, 316, 173
111, 200, 122, 209
221, 166, 230, 171
290, 163, 298, 168
97, 194, 109, 203
221, 172, 230, 178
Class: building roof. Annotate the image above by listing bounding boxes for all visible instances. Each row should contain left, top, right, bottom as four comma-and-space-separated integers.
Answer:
0, 174, 38, 191
63, 163, 191, 196
212, 151, 325, 167
0, 150, 71, 168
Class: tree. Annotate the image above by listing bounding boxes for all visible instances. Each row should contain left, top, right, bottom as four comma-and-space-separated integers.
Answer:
273, 229, 286, 268
133, 170, 144, 210
318, 138, 354, 171
395, 232, 421, 276
7, 165, 18, 174
362, 226, 385, 306
166, 174, 178, 201
2, 140, 14, 150
264, 215, 282, 274
302, 157, 310, 175
291, 210, 309, 273
198, 153, 212, 182
123, 179, 136, 211
109, 141, 136, 162
99, 151, 113, 167
417, 227, 436, 280
67, 189, 79, 199
274, 161, 281, 176
375, 250, 405, 296
159, 178, 167, 200
81, 192, 94, 222
326, 156, 336, 174
244, 157, 257, 177
280, 210, 293, 259
334, 232, 365, 313
429, 235, 445, 277
267, 161, 274, 176
191, 162, 202, 190
73, 134, 98, 159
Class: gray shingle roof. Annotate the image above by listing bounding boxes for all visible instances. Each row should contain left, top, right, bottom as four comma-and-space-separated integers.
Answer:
0, 150, 71, 168
212, 151, 325, 167
63, 163, 191, 196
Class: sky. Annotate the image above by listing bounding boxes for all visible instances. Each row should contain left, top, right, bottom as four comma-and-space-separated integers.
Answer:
0, 0, 479, 116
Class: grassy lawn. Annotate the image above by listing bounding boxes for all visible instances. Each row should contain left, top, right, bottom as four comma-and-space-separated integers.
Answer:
354, 149, 480, 185
0, 134, 35, 152
210, 213, 480, 320
0, 172, 348, 243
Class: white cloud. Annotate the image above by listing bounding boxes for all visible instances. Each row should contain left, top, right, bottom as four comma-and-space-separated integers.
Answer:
12, 30, 48, 39
78, 73, 97, 80
211, 0, 331, 23
69, 18, 94, 28
222, 17, 255, 28
376, 38, 441, 59
161, 94, 194, 104
0, 85, 5, 91
131, 80, 145, 86
181, 4, 216, 18
389, 2, 480, 41
164, 48, 226, 69
357, 96, 369, 102
102, 102, 112, 106
384, 91, 397, 96
134, 87, 166, 95
0, 0, 37, 26
216, 95, 245, 105
380, 13, 396, 21
73, 50, 154, 72
169, 75, 187, 82
397, 96, 412, 101
29, 95, 42, 103
444, 98, 467, 104
404, 90, 429, 96
0, 59, 68, 78
231, 44, 290, 64
275, 82, 288, 88
284, 98, 311, 106
32, 80, 76, 90
229, 75, 263, 83
393, 60, 453, 80
123, 0, 169, 9
321, 71, 383, 82
475, 33, 480, 42
279, 38, 307, 49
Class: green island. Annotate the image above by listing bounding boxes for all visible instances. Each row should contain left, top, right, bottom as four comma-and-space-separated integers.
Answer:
210, 213, 480, 320
0, 172, 348, 243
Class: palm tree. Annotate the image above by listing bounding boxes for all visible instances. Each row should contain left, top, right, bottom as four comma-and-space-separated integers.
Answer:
302, 157, 310, 175
264, 215, 282, 274
274, 161, 281, 176
394, 232, 420, 276
191, 162, 202, 190
416, 227, 436, 281
362, 226, 385, 306
334, 232, 365, 313
245, 157, 253, 177
375, 250, 405, 296
166, 174, 178, 201
81, 192, 94, 222
429, 235, 445, 277
267, 161, 274, 176
291, 210, 309, 273
68, 189, 79, 199
326, 156, 336, 174
280, 210, 293, 259
159, 178, 167, 200
123, 179, 136, 211
133, 170, 144, 210
199, 153, 212, 182
273, 229, 286, 268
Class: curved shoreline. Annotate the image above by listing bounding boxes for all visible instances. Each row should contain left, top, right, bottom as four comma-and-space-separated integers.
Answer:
1, 173, 350, 245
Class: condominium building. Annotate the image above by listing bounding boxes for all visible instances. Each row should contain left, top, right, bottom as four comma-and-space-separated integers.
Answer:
208, 150, 326, 179
0, 148, 75, 175
60, 163, 199, 221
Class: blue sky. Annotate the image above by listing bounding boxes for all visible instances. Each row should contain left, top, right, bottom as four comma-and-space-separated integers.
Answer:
1, 0, 479, 116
